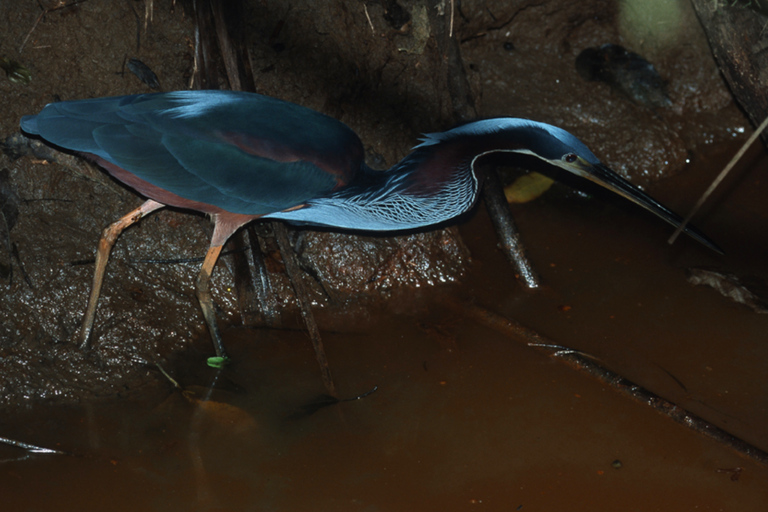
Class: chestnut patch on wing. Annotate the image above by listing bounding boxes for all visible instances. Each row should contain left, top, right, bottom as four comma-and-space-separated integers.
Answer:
219, 130, 360, 189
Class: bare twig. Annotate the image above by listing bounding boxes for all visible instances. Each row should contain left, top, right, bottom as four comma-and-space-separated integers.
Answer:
274, 223, 337, 397
483, 169, 541, 288
0, 435, 65, 454
668, 113, 768, 245
363, 3, 375, 34
144, 0, 153, 32
19, 0, 89, 53
155, 362, 182, 389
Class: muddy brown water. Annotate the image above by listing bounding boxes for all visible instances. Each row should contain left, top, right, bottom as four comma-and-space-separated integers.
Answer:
1, 142, 766, 511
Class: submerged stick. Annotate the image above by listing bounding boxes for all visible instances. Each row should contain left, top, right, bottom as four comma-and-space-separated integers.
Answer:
445, 298, 768, 466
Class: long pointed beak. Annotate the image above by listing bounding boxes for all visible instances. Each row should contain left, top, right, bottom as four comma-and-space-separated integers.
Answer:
576, 162, 723, 254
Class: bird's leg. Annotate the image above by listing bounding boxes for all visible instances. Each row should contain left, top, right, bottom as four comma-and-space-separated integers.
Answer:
79, 199, 165, 349
195, 216, 257, 363
195, 244, 227, 360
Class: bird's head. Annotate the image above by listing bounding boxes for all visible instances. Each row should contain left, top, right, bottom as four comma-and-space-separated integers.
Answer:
425, 118, 721, 253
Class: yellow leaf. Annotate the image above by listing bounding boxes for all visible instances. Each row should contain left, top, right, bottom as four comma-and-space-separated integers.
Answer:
504, 173, 555, 203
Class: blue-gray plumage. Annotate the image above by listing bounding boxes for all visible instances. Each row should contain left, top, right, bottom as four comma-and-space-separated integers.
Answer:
21, 91, 359, 216
20, 90, 720, 360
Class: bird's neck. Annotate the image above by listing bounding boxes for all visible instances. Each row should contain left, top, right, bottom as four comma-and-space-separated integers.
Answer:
267, 138, 482, 231
340, 138, 486, 230
268, 122, 537, 232
371, 125, 534, 198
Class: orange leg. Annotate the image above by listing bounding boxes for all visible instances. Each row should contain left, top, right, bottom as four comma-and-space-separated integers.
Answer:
79, 200, 165, 349
195, 244, 227, 358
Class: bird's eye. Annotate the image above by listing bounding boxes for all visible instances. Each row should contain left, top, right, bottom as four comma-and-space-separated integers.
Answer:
564, 153, 578, 163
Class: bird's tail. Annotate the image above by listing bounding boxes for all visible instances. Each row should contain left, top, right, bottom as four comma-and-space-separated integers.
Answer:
20, 115, 39, 135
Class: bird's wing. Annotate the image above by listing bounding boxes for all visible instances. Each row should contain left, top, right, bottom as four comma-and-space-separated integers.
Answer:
21, 91, 364, 215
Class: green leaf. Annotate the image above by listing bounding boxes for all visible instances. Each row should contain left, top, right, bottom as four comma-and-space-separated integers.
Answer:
206, 356, 231, 368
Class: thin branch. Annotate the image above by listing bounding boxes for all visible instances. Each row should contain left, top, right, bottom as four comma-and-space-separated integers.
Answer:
668, 113, 768, 245
0, 435, 66, 454
19, 0, 89, 53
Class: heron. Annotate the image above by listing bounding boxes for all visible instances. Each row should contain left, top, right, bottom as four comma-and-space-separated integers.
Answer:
20, 90, 720, 361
